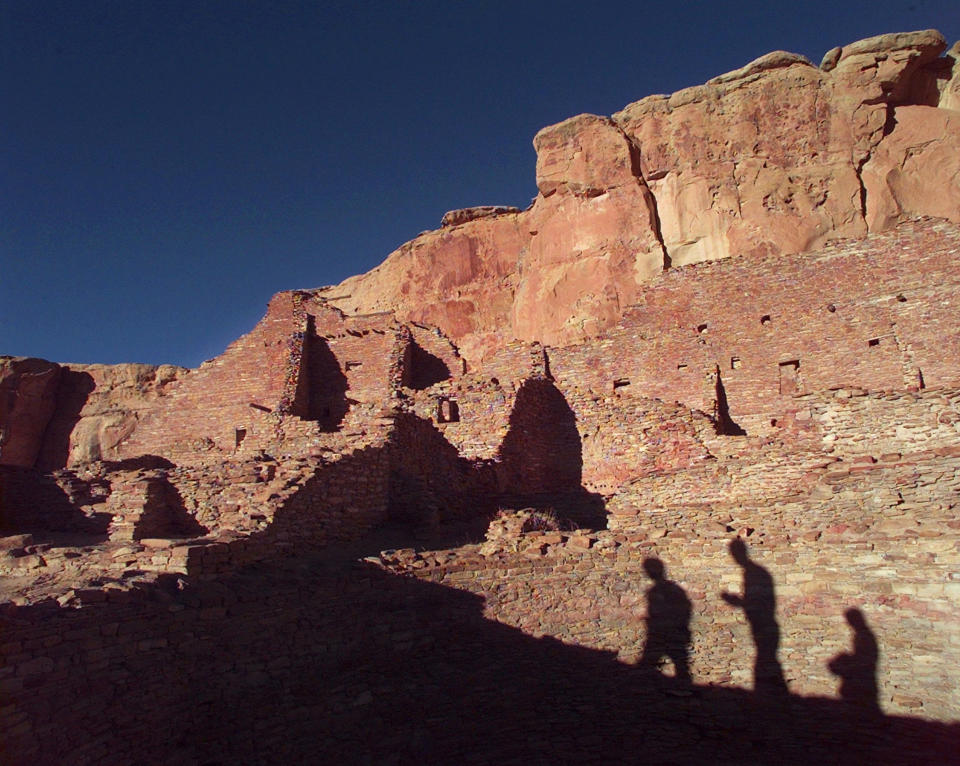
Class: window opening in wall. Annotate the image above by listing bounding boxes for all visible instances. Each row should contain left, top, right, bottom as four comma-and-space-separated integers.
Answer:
613, 378, 631, 391
345, 361, 362, 370
437, 397, 460, 423
778, 360, 801, 395
697, 323, 708, 333
677, 363, 687, 371
917, 369, 926, 390
235, 428, 247, 449
731, 357, 742, 370
868, 338, 881, 347
770, 419, 778, 427
760, 314, 772, 325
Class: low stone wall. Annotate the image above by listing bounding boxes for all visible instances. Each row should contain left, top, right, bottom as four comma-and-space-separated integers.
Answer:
396, 465, 960, 721
804, 386, 960, 456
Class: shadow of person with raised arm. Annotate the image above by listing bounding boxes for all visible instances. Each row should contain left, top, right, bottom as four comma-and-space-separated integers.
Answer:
721, 537, 789, 697
829, 608, 881, 716
639, 557, 692, 684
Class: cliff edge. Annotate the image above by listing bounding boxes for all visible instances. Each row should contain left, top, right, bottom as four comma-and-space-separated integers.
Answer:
319, 30, 960, 363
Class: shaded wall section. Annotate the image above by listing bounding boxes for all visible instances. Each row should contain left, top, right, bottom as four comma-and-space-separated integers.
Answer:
497, 377, 582, 494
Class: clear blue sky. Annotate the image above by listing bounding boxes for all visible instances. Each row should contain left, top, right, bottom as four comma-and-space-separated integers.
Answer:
3, 1, 958, 367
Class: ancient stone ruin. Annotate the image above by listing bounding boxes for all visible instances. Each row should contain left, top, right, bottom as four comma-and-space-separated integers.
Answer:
1, 30, 959, 765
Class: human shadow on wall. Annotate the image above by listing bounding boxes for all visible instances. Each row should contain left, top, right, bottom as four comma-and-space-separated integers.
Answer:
721, 537, 789, 697
292, 324, 349, 431
496, 376, 606, 528
7, 553, 959, 766
639, 557, 692, 683
829, 608, 881, 716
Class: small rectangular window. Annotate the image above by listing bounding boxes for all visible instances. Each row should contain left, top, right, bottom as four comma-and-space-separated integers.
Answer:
778, 360, 801, 395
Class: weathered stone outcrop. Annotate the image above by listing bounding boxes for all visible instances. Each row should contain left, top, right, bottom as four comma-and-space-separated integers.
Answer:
321, 29, 960, 363
0, 358, 186, 470
39, 363, 187, 469
440, 205, 522, 227
0, 357, 62, 467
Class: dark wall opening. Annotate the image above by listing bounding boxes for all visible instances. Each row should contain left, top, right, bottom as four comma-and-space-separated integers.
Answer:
497, 377, 583, 495
291, 317, 350, 431
401, 341, 451, 391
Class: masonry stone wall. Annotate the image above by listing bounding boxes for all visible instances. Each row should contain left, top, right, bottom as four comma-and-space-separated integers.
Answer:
802, 386, 960, 456
396, 459, 960, 720
548, 219, 960, 436
3, 219, 960, 764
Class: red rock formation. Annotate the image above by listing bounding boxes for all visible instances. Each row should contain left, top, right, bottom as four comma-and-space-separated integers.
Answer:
0, 358, 186, 469
0, 357, 61, 467
320, 30, 960, 364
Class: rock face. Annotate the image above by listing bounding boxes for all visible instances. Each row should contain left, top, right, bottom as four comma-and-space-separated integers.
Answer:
36, 363, 187, 469
0, 359, 187, 469
321, 29, 960, 363
0, 357, 62, 467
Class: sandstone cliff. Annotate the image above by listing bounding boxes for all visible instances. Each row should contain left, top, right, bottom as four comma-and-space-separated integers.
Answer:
320, 30, 960, 363
0, 358, 187, 468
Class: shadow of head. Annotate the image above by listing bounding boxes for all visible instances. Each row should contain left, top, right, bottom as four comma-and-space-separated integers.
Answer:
643, 557, 665, 581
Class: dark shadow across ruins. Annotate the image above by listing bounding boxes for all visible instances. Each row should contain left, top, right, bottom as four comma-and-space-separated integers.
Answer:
3, 540, 956, 766
496, 376, 606, 528
0, 465, 111, 543
402, 340, 452, 390
722, 537, 789, 697
291, 318, 350, 431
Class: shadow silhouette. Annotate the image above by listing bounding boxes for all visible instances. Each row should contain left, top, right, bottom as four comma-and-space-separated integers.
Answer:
36, 369, 96, 470
3, 548, 958, 766
387, 412, 498, 525
496, 376, 606, 528
722, 537, 789, 696
829, 608, 881, 716
402, 340, 452, 390
291, 319, 350, 431
100, 455, 175, 472
640, 557, 692, 683
136, 477, 208, 539
0, 465, 110, 542
714, 364, 747, 436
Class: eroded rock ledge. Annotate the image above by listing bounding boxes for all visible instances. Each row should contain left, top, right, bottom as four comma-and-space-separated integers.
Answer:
320, 29, 960, 364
